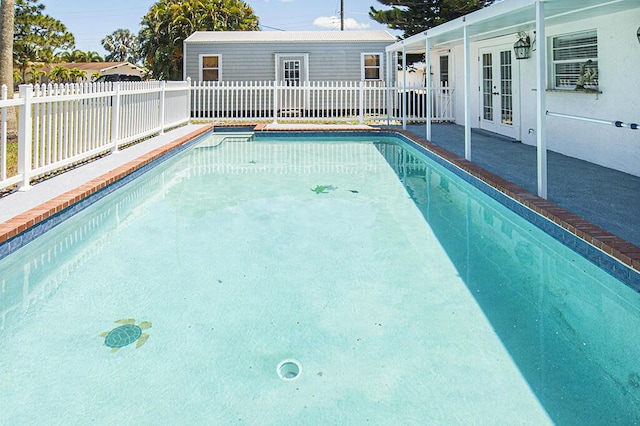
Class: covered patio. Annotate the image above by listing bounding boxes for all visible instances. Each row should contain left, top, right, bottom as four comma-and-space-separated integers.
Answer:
388, 122, 640, 248
387, 0, 640, 200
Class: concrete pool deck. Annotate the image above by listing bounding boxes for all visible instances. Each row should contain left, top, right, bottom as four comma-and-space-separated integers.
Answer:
0, 122, 638, 279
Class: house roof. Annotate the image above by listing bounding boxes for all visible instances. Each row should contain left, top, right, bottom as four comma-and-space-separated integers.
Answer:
185, 30, 397, 44
387, 0, 640, 53
42, 62, 145, 74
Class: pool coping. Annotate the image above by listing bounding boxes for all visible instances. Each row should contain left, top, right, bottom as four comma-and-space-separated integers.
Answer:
0, 123, 638, 290
0, 125, 212, 248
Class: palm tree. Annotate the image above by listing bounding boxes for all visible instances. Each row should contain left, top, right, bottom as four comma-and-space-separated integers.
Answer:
27, 64, 45, 84
68, 68, 86, 83
59, 49, 104, 63
102, 29, 140, 63
0, 0, 17, 138
139, 0, 259, 80
85, 51, 103, 62
0, 0, 13, 88
48, 65, 71, 83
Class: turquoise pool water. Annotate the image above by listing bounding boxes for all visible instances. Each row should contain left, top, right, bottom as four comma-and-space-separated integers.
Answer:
0, 134, 639, 424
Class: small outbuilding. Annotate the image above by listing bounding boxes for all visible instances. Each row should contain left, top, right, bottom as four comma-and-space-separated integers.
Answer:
183, 30, 397, 84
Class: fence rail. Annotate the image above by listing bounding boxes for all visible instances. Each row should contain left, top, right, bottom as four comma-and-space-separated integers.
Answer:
191, 80, 454, 123
0, 80, 190, 192
1, 78, 454, 194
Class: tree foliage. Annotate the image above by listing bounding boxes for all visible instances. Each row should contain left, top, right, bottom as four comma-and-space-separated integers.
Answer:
139, 0, 259, 80
0, 0, 15, 92
0, 0, 16, 138
58, 49, 104, 63
14, 0, 75, 79
370, 0, 494, 38
102, 29, 141, 64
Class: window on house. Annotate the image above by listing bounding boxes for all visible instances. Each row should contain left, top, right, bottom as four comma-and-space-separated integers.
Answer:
552, 30, 598, 90
439, 55, 449, 86
201, 55, 221, 81
362, 54, 382, 80
283, 60, 301, 86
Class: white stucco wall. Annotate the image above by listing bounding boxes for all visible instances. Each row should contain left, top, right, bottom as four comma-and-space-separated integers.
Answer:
438, 8, 640, 177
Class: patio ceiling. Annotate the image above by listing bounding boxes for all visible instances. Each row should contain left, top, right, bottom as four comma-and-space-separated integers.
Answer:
387, 0, 640, 53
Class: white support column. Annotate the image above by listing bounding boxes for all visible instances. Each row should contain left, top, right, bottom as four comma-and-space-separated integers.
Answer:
463, 23, 472, 161
536, 0, 548, 199
402, 44, 407, 129
425, 36, 432, 140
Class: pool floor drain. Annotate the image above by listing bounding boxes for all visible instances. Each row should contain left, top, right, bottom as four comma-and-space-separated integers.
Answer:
277, 359, 302, 381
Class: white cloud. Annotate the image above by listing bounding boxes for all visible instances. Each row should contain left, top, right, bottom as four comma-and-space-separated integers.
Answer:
313, 16, 371, 30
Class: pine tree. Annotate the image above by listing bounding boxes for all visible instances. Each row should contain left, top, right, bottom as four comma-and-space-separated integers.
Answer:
370, 0, 494, 38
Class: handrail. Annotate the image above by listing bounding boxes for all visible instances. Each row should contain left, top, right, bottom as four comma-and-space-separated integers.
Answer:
546, 111, 638, 130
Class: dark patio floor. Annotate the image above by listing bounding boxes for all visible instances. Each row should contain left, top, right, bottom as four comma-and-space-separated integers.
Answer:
386, 123, 640, 248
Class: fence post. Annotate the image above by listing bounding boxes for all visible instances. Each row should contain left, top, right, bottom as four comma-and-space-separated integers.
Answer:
359, 81, 364, 124
186, 77, 192, 124
1, 84, 6, 181
159, 80, 166, 134
111, 82, 121, 153
272, 80, 278, 124
17, 84, 33, 191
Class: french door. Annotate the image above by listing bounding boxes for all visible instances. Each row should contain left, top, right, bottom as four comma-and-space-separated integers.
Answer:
479, 47, 519, 139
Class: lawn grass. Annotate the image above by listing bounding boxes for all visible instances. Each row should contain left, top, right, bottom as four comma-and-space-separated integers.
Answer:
4, 139, 18, 177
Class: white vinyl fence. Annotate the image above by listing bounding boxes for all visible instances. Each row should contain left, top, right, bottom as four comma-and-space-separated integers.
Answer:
1, 78, 455, 193
0, 80, 190, 192
191, 81, 454, 123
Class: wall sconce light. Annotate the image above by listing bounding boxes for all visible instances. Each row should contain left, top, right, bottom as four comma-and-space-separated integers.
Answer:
637, 26, 640, 44
514, 32, 531, 60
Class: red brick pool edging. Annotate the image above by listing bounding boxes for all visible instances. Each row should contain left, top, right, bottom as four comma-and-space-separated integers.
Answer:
385, 128, 640, 273
0, 125, 213, 245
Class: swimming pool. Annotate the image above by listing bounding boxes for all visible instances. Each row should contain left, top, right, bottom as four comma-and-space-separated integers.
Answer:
1, 131, 639, 424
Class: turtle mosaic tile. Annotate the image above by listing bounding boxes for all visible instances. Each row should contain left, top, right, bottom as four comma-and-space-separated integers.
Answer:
254, 127, 640, 291
1, 124, 638, 292
100, 319, 152, 353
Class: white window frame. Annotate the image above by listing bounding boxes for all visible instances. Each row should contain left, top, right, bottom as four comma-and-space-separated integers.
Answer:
439, 53, 450, 87
199, 54, 221, 82
361, 53, 384, 81
274, 53, 309, 83
550, 29, 598, 90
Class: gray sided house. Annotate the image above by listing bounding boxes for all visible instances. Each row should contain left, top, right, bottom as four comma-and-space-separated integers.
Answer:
183, 30, 397, 84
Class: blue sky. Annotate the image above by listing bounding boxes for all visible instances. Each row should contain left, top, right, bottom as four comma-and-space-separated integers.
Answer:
40, 0, 400, 55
